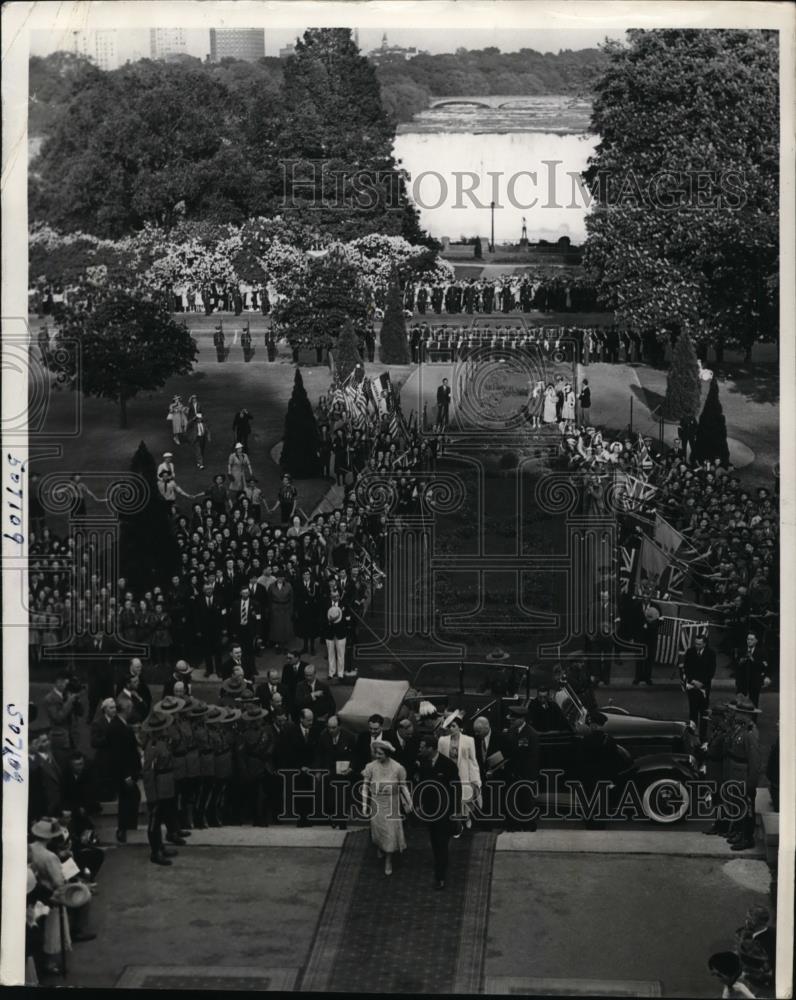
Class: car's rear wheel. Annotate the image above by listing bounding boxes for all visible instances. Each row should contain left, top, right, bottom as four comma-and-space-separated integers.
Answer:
642, 777, 690, 824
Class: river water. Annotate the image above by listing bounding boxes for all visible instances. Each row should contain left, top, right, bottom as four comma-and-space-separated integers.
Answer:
393, 96, 597, 244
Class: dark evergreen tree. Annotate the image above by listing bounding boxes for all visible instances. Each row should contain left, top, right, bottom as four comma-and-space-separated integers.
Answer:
119, 441, 179, 591
664, 328, 701, 420
693, 376, 730, 466
473, 236, 483, 259
379, 271, 410, 364
280, 28, 430, 244
334, 319, 362, 383
280, 368, 322, 478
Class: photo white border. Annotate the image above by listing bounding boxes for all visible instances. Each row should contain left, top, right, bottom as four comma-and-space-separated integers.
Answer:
2, 1, 793, 991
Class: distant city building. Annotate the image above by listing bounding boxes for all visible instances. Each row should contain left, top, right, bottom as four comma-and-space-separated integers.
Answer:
150, 28, 187, 60
209, 28, 265, 62
70, 29, 119, 71
279, 43, 296, 59
368, 32, 419, 62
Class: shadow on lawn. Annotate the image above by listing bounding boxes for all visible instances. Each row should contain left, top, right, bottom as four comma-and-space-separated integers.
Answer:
719, 365, 779, 406
630, 382, 667, 416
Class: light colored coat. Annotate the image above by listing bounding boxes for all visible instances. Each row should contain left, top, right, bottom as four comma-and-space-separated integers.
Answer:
438, 732, 481, 804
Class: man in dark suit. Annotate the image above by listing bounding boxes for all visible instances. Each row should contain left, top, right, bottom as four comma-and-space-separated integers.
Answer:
503, 712, 540, 831
681, 634, 717, 725
193, 582, 224, 678
735, 631, 771, 708
77, 634, 118, 720
436, 379, 452, 428
354, 713, 387, 777
294, 664, 335, 722
107, 695, 142, 843
389, 717, 420, 775
256, 669, 288, 712
279, 708, 321, 826
28, 730, 63, 820
230, 585, 261, 679
281, 650, 310, 718
472, 716, 507, 828
315, 715, 355, 828
412, 733, 460, 889
218, 558, 243, 610
525, 686, 570, 733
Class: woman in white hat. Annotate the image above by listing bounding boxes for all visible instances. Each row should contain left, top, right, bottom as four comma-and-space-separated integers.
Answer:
28, 818, 73, 973
362, 741, 413, 876
438, 713, 481, 832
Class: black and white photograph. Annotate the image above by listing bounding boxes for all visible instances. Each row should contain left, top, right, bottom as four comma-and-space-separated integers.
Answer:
1, 1, 794, 995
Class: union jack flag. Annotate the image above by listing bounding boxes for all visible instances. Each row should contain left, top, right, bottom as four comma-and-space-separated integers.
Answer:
658, 562, 687, 599
619, 546, 638, 594
618, 474, 658, 512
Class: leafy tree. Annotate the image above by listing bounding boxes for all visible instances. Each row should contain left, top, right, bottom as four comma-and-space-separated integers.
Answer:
334, 319, 363, 383
693, 377, 730, 466
119, 441, 179, 591
664, 329, 701, 421
272, 249, 370, 349
379, 272, 410, 364
30, 60, 256, 236
280, 369, 322, 478
583, 30, 778, 352
49, 290, 198, 427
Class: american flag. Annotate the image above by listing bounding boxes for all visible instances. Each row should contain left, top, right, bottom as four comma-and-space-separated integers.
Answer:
655, 617, 709, 666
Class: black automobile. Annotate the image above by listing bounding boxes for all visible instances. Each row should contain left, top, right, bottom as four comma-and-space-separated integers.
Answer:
401, 661, 705, 824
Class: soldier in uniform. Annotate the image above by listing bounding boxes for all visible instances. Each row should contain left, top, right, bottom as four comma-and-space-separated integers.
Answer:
213, 322, 225, 362
241, 322, 252, 362
205, 704, 240, 827
193, 704, 216, 829
233, 703, 272, 826
720, 696, 762, 851
141, 711, 180, 866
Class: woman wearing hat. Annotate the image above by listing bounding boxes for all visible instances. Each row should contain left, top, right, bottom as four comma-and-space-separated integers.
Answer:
362, 741, 413, 876
29, 818, 75, 973
438, 713, 481, 832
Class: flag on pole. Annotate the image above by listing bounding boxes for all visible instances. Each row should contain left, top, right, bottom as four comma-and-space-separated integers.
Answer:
635, 536, 670, 593
374, 372, 395, 414
619, 546, 638, 594
656, 617, 709, 665
618, 474, 658, 512
654, 512, 686, 558
658, 562, 687, 598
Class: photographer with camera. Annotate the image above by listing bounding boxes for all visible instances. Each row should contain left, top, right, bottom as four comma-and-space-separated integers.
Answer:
43, 672, 83, 769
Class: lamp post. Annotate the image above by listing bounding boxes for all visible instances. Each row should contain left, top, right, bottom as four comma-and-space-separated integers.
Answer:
490, 201, 495, 253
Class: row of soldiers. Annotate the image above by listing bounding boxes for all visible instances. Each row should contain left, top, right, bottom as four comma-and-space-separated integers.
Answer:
139, 692, 332, 864
408, 323, 578, 363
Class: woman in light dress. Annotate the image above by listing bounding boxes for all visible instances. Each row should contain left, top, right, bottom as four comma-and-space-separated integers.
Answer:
542, 384, 558, 424
168, 396, 188, 444
362, 741, 413, 876
438, 713, 481, 832
562, 384, 576, 422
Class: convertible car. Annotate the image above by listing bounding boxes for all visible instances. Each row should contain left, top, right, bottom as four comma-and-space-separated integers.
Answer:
339, 662, 704, 823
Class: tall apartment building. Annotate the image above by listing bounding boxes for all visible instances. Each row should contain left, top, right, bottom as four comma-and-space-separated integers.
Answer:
150, 28, 187, 60
71, 30, 119, 71
209, 28, 265, 62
